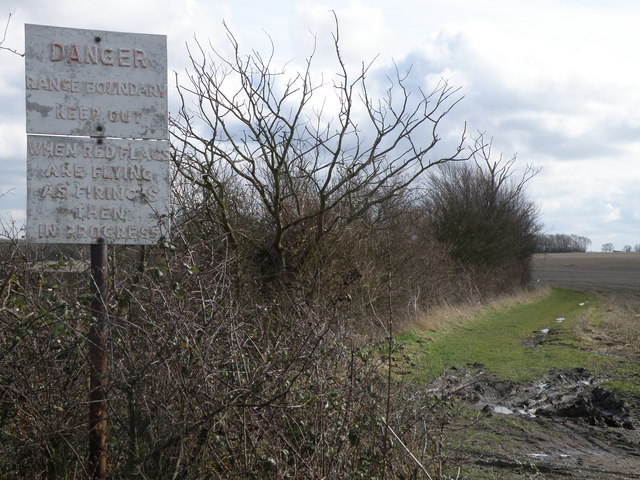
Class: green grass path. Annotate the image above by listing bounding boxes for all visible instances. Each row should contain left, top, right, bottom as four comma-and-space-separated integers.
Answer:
396, 288, 636, 390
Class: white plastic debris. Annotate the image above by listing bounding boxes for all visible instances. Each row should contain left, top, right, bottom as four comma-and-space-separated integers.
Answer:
492, 405, 513, 415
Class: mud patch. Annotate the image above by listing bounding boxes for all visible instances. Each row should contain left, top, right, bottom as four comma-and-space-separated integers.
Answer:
439, 366, 635, 429
431, 367, 640, 479
537, 385, 635, 429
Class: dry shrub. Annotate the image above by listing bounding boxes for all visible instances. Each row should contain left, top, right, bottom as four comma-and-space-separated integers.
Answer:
425, 136, 541, 299
0, 241, 89, 478
0, 142, 543, 478
0, 235, 459, 479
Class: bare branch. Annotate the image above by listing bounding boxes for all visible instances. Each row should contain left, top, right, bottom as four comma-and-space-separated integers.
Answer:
0, 12, 24, 57
172, 15, 468, 278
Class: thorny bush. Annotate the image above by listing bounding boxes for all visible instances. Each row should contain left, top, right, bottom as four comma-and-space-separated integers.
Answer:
1, 237, 461, 479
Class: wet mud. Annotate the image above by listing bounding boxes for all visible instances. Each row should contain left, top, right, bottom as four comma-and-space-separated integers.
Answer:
437, 367, 640, 479
439, 253, 640, 478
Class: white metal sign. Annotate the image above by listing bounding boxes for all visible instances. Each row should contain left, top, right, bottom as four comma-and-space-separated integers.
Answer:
25, 24, 168, 140
26, 135, 170, 244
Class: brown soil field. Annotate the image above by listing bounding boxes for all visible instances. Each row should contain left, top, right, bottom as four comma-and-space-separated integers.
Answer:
532, 252, 640, 298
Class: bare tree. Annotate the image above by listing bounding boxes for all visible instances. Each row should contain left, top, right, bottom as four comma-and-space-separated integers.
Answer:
171, 17, 470, 285
425, 135, 541, 293
602, 243, 614, 253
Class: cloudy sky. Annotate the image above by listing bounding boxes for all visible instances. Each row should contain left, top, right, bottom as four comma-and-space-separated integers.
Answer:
2, 0, 640, 251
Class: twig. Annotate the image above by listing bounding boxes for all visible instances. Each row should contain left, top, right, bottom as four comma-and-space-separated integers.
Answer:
381, 417, 433, 480
0, 12, 24, 57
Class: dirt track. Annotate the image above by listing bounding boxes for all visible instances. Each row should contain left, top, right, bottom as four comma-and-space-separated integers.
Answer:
532, 252, 640, 298
449, 253, 640, 479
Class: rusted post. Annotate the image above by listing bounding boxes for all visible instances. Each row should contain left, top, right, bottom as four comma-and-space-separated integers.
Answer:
89, 239, 108, 479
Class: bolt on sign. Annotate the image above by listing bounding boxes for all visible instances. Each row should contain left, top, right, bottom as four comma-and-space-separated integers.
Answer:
25, 24, 170, 244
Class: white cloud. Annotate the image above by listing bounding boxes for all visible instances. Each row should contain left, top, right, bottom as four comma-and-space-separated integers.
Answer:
604, 203, 622, 222
3, 0, 640, 246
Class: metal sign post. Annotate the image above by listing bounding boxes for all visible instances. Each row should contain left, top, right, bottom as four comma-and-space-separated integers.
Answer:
88, 239, 108, 479
24, 24, 169, 478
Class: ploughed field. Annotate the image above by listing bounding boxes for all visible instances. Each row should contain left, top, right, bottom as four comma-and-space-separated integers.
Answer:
532, 252, 640, 298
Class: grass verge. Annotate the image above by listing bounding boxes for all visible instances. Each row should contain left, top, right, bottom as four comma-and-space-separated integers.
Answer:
394, 288, 637, 391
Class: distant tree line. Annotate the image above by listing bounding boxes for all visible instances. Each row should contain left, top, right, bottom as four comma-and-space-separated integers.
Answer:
535, 233, 592, 253
602, 243, 640, 253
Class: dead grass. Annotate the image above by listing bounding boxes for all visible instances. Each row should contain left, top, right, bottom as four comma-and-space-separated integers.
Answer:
410, 286, 552, 332
584, 295, 640, 361
532, 252, 640, 363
